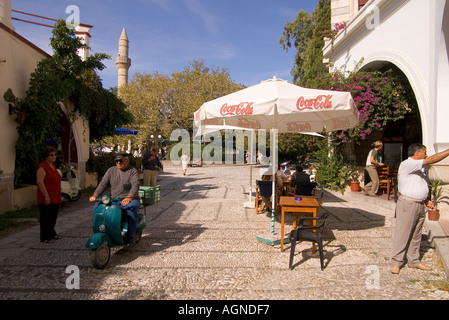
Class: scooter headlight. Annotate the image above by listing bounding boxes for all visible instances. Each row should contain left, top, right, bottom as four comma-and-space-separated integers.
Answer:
101, 195, 111, 205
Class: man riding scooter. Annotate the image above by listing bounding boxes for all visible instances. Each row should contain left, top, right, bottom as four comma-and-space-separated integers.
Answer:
89, 152, 140, 244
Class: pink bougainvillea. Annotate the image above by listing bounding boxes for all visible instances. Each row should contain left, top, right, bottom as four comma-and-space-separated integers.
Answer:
307, 68, 414, 145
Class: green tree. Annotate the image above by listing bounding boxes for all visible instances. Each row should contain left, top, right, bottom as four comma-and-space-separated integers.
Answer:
119, 59, 244, 147
5, 20, 133, 183
280, 0, 330, 85
300, 0, 331, 87
279, 9, 313, 83
312, 139, 356, 193
278, 133, 320, 164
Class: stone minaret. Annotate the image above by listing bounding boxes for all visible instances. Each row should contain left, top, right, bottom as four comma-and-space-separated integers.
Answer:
116, 27, 131, 87
0, 0, 14, 30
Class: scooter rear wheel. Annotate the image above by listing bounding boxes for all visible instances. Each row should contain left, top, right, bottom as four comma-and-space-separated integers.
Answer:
134, 230, 143, 244
72, 190, 81, 201
91, 243, 110, 269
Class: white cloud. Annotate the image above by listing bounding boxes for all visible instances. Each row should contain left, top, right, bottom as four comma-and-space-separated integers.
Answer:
181, 0, 221, 36
145, 0, 174, 12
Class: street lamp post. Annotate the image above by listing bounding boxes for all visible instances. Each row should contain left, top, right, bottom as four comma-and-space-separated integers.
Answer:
150, 134, 162, 148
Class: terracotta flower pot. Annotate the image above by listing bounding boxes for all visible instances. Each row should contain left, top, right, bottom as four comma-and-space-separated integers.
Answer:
350, 181, 360, 192
427, 209, 440, 221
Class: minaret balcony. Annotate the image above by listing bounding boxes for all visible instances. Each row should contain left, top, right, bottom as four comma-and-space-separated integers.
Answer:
115, 56, 131, 66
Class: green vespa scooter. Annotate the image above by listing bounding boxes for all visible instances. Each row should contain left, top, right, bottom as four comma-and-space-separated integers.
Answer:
86, 195, 146, 269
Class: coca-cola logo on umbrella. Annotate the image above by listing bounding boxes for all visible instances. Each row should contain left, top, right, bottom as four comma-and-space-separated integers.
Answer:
286, 122, 312, 132
237, 118, 262, 129
297, 95, 332, 111
220, 102, 255, 116
331, 117, 351, 130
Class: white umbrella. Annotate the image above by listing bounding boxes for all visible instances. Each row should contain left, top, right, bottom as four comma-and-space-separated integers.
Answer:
194, 77, 358, 133
194, 77, 358, 245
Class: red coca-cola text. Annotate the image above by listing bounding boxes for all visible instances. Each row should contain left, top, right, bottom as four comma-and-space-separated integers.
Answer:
297, 95, 333, 111
220, 102, 255, 116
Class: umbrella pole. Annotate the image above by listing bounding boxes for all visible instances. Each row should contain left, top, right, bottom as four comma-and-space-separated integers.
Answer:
249, 162, 253, 202
271, 129, 276, 235
244, 130, 255, 208
256, 129, 289, 246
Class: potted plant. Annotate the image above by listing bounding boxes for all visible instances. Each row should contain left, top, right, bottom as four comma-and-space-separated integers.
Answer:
350, 167, 361, 192
428, 180, 449, 221
340, 164, 360, 192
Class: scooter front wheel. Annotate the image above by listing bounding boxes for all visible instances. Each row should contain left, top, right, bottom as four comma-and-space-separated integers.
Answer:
91, 243, 110, 269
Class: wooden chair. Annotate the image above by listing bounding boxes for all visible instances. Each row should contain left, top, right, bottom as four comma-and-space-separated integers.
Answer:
284, 185, 297, 196
315, 188, 324, 205
377, 166, 395, 200
255, 180, 273, 214
292, 188, 324, 232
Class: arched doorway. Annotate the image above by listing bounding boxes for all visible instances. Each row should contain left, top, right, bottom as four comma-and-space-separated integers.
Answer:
355, 62, 422, 167
57, 109, 79, 165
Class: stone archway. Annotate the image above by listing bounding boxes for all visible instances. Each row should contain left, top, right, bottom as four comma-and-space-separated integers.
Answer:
353, 61, 422, 166
58, 109, 79, 164
360, 52, 428, 141
435, 2, 449, 145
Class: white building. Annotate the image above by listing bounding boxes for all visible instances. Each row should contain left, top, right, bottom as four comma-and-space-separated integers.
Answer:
0, 0, 91, 213
324, 0, 449, 181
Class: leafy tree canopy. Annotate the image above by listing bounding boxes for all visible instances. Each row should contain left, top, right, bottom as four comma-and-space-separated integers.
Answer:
280, 0, 330, 85
117, 59, 244, 150
5, 19, 133, 183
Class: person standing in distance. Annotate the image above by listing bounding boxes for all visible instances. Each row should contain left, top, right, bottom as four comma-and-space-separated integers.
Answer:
391, 143, 449, 274
142, 146, 163, 186
36, 146, 63, 243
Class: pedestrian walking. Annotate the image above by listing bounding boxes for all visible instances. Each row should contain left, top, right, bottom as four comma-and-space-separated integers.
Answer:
363, 141, 384, 196
181, 152, 189, 176
391, 143, 449, 274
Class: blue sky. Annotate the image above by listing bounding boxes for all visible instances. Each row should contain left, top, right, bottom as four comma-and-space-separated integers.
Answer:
11, 0, 318, 89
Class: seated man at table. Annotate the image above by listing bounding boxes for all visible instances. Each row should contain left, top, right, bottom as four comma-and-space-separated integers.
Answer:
291, 166, 317, 196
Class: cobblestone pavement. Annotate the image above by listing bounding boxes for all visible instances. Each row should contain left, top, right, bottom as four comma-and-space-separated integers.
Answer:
0, 164, 448, 300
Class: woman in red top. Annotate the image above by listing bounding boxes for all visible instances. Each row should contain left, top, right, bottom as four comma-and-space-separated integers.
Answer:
36, 146, 62, 243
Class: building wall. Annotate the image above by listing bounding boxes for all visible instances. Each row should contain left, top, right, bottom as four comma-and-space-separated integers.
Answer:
331, 0, 358, 25
324, 0, 449, 183
0, 22, 49, 213
0, 20, 91, 213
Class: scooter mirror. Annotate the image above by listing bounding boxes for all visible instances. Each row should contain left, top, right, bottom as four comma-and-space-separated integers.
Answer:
123, 182, 131, 191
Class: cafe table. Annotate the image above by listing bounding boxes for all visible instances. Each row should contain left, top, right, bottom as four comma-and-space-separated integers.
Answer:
279, 196, 320, 252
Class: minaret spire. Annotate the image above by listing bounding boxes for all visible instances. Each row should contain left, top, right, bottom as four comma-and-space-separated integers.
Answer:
116, 27, 131, 88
